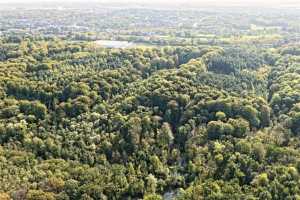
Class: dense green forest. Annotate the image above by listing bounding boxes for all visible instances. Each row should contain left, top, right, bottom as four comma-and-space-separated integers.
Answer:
1, 2, 300, 200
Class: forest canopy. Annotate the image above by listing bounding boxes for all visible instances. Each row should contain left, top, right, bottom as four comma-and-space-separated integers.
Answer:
0, 3, 300, 200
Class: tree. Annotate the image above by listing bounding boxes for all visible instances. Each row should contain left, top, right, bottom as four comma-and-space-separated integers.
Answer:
64, 179, 80, 199
216, 111, 226, 121
289, 112, 300, 135
252, 173, 269, 186
0, 193, 10, 200
42, 177, 65, 193
150, 155, 168, 176
20, 100, 47, 120
207, 121, 225, 140
27, 63, 52, 72
228, 118, 249, 138
240, 105, 260, 128
127, 117, 142, 150
207, 120, 234, 139
26, 190, 55, 200
144, 194, 163, 200
157, 122, 174, 147
146, 174, 157, 194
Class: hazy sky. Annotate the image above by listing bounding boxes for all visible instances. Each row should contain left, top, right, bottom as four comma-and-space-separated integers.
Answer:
0, 0, 299, 7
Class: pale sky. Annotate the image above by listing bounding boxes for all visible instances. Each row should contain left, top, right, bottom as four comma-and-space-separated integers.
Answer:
0, 0, 299, 7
